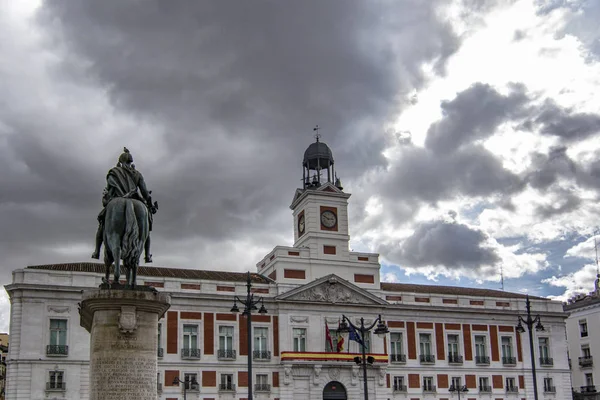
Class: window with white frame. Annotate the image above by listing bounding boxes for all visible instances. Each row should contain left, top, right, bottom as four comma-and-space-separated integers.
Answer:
218, 326, 234, 358
420, 333, 432, 355
184, 373, 198, 390
182, 325, 199, 358
47, 370, 65, 390
390, 332, 404, 362
293, 328, 306, 352
501, 336, 515, 364
157, 323, 163, 357
220, 373, 235, 391
423, 376, 435, 391
582, 345, 591, 358
479, 377, 491, 391
580, 319, 588, 337
254, 327, 270, 359
543, 377, 555, 392
325, 328, 339, 352
256, 374, 270, 391
539, 337, 552, 364
447, 334, 461, 362
475, 335, 488, 363
586, 373, 594, 386
393, 376, 406, 391
363, 331, 371, 351
451, 377, 462, 389
48, 319, 68, 355
505, 377, 517, 391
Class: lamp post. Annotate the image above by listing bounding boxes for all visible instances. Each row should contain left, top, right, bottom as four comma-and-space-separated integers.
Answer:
516, 294, 544, 400
449, 384, 468, 400
172, 376, 198, 400
230, 271, 268, 400
338, 314, 389, 400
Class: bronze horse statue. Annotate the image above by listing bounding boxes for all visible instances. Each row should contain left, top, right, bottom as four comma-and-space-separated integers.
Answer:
103, 196, 149, 288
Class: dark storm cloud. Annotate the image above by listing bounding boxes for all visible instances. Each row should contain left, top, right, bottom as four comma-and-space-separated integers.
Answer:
530, 100, 600, 140
526, 146, 577, 190
425, 83, 529, 154
535, 189, 582, 218
380, 220, 501, 269
0, 0, 463, 282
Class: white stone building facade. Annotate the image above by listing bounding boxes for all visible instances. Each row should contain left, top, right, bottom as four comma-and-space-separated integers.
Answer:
4, 138, 571, 400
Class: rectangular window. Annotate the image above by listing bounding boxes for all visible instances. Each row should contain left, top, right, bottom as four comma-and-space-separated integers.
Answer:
447, 334, 460, 356
325, 329, 339, 352
48, 371, 64, 390
363, 331, 371, 351
256, 373, 269, 391
393, 376, 405, 391
506, 377, 517, 391
423, 376, 435, 391
184, 373, 198, 390
543, 377, 554, 392
49, 319, 67, 346
582, 345, 591, 358
157, 323, 163, 357
390, 332, 404, 362
157, 323, 162, 347
451, 377, 462, 389
254, 327, 270, 359
475, 335, 488, 363
501, 336, 515, 364
220, 373, 234, 391
479, 377, 490, 391
580, 320, 588, 337
293, 328, 306, 352
419, 333, 432, 355
586, 373, 594, 386
183, 325, 198, 349
538, 337, 549, 358
219, 326, 234, 351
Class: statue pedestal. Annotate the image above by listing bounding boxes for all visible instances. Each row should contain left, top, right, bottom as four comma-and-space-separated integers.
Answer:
79, 289, 171, 400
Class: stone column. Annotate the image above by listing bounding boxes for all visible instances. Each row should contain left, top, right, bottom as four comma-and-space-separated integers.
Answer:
79, 289, 171, 400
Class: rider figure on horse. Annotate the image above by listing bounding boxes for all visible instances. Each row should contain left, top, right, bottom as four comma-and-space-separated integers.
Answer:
92, 147, 157, 263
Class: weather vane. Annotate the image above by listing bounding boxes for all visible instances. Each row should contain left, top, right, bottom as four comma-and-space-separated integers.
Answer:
313, 125, 321, 142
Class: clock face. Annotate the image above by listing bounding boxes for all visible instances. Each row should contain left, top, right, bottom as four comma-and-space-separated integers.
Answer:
298, 214, 305, 235
320, 210, 337, 228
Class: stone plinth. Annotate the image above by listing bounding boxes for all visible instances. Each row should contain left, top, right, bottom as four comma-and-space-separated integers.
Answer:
79, 289, 171, 400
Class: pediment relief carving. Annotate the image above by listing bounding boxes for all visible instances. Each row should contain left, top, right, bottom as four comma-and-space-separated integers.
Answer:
287, 282, 373, 305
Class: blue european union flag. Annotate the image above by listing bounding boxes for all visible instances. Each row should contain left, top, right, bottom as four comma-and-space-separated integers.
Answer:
348, 324, 364, 348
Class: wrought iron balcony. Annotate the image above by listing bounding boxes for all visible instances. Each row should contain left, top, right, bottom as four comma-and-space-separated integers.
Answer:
581, 386, 597, 393
218, 349, 236, 359
157, 348, 163, 358
181, 348, 201, 359
423, 385, 436, 392
46, 382, 66, 391
393, 384, 407, 392
579, 356, 593, 367
390, 353, 406, 363
539, 357, 553, 366
475, 355, 490, 365
544, 386, 556, 393
448, 354, 463, 364
46, 345, 68, 356
502, 356, 517, 365
479, 385, 492, 392
419, 354, 435, 364
219, 383, 236, 391
255, 383, 271, 392
506, 386, 519, 393
253, 350, 271, 360
184, 382, 199, 391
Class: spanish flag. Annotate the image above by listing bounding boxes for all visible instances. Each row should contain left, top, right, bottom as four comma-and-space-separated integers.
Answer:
336, 333, 345, 352
325, 321, 334, 352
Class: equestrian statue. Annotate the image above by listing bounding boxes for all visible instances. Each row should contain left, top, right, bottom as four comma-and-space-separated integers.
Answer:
92, 147, 158, 288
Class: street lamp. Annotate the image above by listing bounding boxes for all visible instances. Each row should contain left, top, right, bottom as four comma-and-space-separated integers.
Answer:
230, 271, 268, 400
449, 384, 468, 400
172, 376, 198, 400
337, 314, 389, 400
516, 294, 544, 400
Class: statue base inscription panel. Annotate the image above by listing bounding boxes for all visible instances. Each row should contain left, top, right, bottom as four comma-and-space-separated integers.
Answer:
79, 289, 171, 400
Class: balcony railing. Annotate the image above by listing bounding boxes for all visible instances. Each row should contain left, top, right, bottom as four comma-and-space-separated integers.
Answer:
46, 382, 66, 391
448, 354, 463, 364
581, 386, 597, 393
253, 350, 271, 360
219, 383, 236, 391
539, 357, 553, 366
255, 383, 271, 392
390, 353, 406, 363
506, 386, 519, 393
181, 348, 201, 359
479, 385, 492, 392
544, 386, 556, 393
419, 354, 435, 364
46, 345, 68, 356
502, 356, 517, 365
184, 383, 199, 391
157, 348, 163, 358
475, 355, 490, 365
393, 384, 407, 392
423, 385, 436, 392
218, 349, 236, 359
579, 356, 593, 367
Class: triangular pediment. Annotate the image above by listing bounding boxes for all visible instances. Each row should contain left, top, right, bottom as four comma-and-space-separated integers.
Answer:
276, 274, 388, 305
290, 184, 350, 210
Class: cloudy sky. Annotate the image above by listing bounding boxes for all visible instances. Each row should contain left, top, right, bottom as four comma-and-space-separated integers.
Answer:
2, 0, 600, 331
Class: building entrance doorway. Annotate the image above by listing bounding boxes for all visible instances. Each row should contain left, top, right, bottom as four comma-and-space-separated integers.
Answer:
323, 381, 347, 400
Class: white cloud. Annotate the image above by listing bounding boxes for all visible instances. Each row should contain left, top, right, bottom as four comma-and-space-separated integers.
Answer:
543, 263, 598, 301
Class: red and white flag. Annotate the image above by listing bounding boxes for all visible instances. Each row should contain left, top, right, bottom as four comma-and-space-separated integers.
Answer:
325, 321, 334, 351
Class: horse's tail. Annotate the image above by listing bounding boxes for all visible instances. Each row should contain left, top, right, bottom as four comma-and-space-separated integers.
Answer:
121, 199, 141, 264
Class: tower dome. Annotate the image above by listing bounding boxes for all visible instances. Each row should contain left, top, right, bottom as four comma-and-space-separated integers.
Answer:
301, 127, 338, 189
